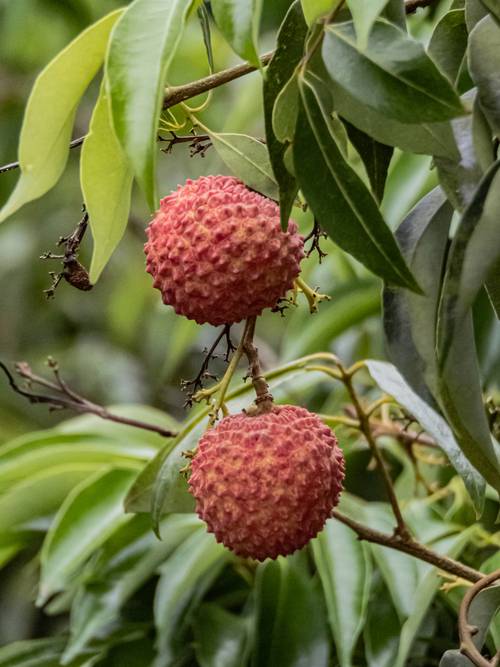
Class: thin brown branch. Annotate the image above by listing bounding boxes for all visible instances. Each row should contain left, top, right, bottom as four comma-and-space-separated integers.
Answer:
242, 317, 274, 414
332, 509, 483, 584
0, 360, 177, 439
458, 569, 500, 666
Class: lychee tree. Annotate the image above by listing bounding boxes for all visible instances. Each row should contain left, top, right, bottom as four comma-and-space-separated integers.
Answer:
0, 0, 499, 665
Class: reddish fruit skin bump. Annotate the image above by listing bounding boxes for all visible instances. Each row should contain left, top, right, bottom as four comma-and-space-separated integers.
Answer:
144, 175, 304, 326
188, 405, 345, 560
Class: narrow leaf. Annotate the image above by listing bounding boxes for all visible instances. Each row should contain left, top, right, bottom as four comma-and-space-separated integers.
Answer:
323, 20, 465, 125
294, 73, 421, 292
106, 0, 193, 210
207, 131, 279, 200
428, 10, 469, 87
272, 71, 299, 144
81, 85, 133, 283
0, 10, 123, 224
469, 14, 500, 138
211, 0, 263, 67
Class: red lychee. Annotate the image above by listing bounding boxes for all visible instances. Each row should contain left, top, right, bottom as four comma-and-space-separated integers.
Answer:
144, 175, 304, 326
188, 405, 345, 560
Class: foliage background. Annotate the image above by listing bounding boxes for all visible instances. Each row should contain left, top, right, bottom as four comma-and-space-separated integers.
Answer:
0, 0, 499, 665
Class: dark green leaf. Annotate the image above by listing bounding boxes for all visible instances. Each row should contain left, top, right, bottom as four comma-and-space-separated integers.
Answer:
263, 1, 308, 228
0, 10, 123, 224
193, 604, 249, 667
253, 556, 329, 667
481, 0, 500, 20
322, 20, 465, 125
342, 120, 393, 203
0, 639, 67, 667
381, 0, 406, 29
486, 260, 500, 318
428, 10, 469, 87
364, 578, 401, 667
472, 94, 496, 172
312, 513, 371, 667
81, 84, 133, 284
294, 73, 421, 292
469, 15, 500, 138
106, 0, 193, 211
365, 361, 486, 513
211, 0, 262, 67
197, 4, 215, 73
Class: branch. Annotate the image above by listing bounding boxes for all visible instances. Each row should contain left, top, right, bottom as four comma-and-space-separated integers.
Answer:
332, 509, 483, 584
0, 360, 177, 439
241, 316, 274, 414
458, 569, 500, 666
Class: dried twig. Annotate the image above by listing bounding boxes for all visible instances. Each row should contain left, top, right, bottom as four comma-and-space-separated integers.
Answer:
0, 359, 177, 439
304, 218, 328, 263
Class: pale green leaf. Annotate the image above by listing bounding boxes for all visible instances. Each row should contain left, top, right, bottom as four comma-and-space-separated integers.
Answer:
301, 0, 342, 25
347, 0, 390, 50
211, 0, 262, 67
0, 10, 123, 224
469, 14, 500, 138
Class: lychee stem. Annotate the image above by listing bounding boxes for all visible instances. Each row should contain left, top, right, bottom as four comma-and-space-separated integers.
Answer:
242, 317, 274, 415
294, 276, 331, 313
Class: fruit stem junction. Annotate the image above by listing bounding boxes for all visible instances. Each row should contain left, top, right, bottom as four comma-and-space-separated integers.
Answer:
294, 276, 331, 313
241, 317, 274, 416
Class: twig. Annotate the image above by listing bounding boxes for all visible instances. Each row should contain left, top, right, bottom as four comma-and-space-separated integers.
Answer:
332, 509, 483, 584
458, 569, 500, 666
158, 131, 212, 158
0, 360, 177, 439
304, 218, 328, 263
241, 317, 274, 415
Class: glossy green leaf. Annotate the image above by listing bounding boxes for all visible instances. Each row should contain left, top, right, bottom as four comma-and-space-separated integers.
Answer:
272, 71, 299, 144
252, 556, 329, 667
193, 603, 249, 667
322, 20, 465, 125
0, 10, 123, 224
438, 160, 500, 363
207, 131, 279, 200
211, 0, 262, 67
106, 0, 193, 211
38, 467, 136, 604
81, 84, 133, 284
365, 361, 486, 514
469, 14, 500, 138
301, 0, 342, 24
346, 0, 390, 49
364, 578, 401, 667
312, 515, 372, 667
428, 10, 468, 87
154, 529, 228, 665
62, 513, 199, 663
342, 120, 393, 203
294, 73, 421, 292
263, 1, 308, 228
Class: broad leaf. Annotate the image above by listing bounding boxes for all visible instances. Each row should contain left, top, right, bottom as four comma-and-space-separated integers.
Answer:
81, 84, 133, 284
0, 10, 123, 224
346, 0, 390, 50
468, 14, 500, 138
294, 73, 421, 292
263, 1, 308, 228
428, 10, 469, 88
193, 604, 249, 667
322, 20, 465, 125
365, 361, 486, 513
207, 131, 279, 200
312, 513, 372, 667
211, 0, 262, 67
253, 556, 329, 667
106, 0, 193, 210
38, 467, 137, 604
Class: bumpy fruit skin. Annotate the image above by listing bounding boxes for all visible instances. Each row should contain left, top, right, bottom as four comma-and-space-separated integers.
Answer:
144, 175, 304, 326
188, 405, 345, 560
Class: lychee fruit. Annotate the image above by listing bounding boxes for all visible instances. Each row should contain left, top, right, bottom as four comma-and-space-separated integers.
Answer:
144, 175, 304, 326
188, 405, 345, 560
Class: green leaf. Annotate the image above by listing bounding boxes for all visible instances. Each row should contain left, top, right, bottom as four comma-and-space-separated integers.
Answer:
193, 604, 249, 667
301, 0, 342, 24
342, 120, 393, 203
469, 14, 500, 138
322, 20, 465, 125
437, 160, 500, 363
312, 514, 372, 667
38, 467, 137, 604
428, 10, 469, 87
486, 262, 500, 318
364, 578, 401, 667
252, 556, 329, 667
106, 0, 193, 211
472, 95, 496, 173
365, 360, 486, 514
294, 73, 422, 292
62, 513, 199, 663
0, 639, 67, 667
263, 1, 308, 228
211, 0, 262, 67
481, 0, 500, 20
207, 131, 279, 200
272, 71, 299, 144
81, 85, 133, 284
0, 10, 123, 224
465, 0, 489, 30
346, 0, 390, 50
154, 530, 229, 665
